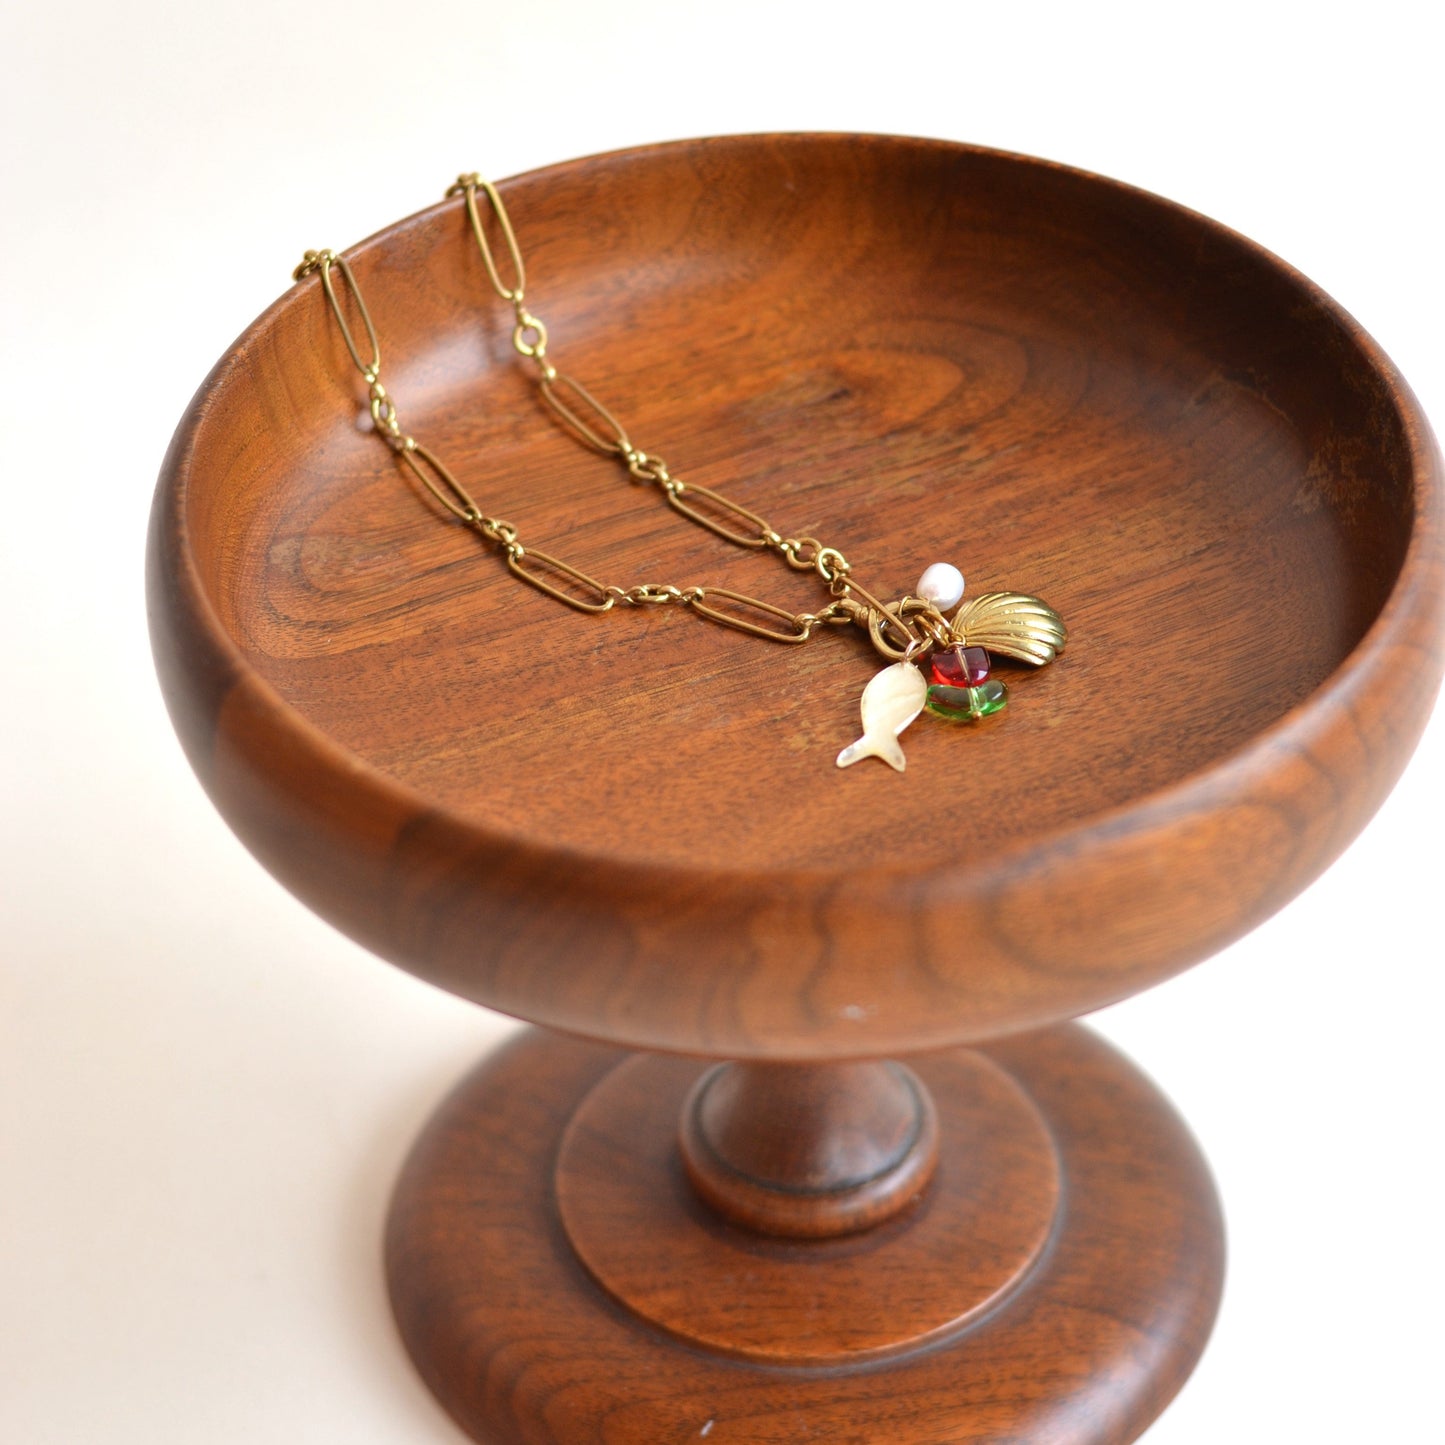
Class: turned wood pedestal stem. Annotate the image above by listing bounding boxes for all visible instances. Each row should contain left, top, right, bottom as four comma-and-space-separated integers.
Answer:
679, 1061, 940, 1237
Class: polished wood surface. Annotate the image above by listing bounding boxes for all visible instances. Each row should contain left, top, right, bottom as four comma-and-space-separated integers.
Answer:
150, 136, 1442, 1442
390, 1025, 1224, 1442
149, 134, 1444, 1058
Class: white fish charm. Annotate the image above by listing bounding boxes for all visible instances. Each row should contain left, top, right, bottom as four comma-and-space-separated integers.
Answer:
836, 662, 929, 772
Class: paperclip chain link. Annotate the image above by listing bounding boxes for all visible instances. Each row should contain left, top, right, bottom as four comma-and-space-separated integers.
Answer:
293, 172, 948, 657
444, 172, 938, 654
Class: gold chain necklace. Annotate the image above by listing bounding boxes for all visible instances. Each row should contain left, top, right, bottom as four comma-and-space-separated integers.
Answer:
293, 172, 1066, 772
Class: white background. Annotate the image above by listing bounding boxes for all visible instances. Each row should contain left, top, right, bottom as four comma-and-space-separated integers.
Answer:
3, 2, 1441, 1441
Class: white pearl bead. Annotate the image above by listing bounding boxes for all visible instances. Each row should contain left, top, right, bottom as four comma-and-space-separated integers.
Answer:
916, 562, 965, 611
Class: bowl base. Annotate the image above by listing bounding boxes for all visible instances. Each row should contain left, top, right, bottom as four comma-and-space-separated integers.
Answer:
387, 1024, 1224, 1443
557, 1048, 1059, 1362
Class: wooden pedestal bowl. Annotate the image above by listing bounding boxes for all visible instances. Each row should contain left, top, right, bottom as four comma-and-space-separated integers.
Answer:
149, 135, 1444, 1444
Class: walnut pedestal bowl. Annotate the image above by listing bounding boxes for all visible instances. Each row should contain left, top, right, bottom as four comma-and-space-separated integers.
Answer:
148, 135, 1444, 1443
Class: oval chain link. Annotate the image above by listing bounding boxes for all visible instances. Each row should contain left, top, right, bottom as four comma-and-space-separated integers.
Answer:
445, 173, 939, 654
294, 181, 944, 654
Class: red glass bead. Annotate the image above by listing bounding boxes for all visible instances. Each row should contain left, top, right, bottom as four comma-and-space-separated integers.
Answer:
929, 645, 991, 688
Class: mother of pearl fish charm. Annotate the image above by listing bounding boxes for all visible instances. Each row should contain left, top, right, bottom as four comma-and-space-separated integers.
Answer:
836, 662, 929, 772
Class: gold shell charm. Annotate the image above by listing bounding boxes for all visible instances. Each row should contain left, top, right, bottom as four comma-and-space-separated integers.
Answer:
951, 591, 1068, 667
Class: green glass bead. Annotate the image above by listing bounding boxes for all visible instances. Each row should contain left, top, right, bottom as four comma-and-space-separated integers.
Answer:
925, 678, 1009, 721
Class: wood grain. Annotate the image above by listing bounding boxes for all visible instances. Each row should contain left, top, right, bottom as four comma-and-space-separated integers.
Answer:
149, 133, 1444, 1061
388, 1024, 1224, 1442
